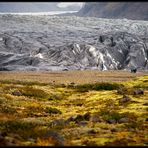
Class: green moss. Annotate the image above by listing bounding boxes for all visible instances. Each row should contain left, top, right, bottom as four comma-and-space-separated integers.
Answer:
44, 107, 62, 114
0, 74, 147, 146
124, 120, 141, 130
19, 86, 49, 98
70, 82, 122, 92
0, 120, 37, 132
123, 76, 148, 89
0, 97, 7, 104
48, 93, 64, 101
0, 106, 16, 114
0, 79, 49, 86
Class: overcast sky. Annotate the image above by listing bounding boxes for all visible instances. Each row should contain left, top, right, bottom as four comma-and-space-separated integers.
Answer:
57, 2, 84, 8
0, 2, 84, 12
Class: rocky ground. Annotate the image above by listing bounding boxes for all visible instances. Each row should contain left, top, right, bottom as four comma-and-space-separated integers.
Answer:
0, 14, 148, 71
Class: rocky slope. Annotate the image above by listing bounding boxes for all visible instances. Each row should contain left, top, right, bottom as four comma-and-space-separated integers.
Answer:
77, 2, 148, 20
0, 14, 148, 71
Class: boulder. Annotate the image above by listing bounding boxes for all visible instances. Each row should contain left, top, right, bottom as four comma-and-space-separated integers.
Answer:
87, 129, 97, 134
130, 68, 137, 73
66, 112, 91, 124
107, 119, 116, 124
111, 128, 118, 132
44, 130, 65, 146
50, 119, 67, 127
118, 117, 131, 123
119, 95, 131, 104
83, 112, 91, 121
133, 88, 144, 95
12, 91, 22, 96
78, 121, 88, 127
90, 114, 104, 122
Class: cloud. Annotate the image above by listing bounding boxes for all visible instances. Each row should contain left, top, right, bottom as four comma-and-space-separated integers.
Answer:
57, 2, 84, 8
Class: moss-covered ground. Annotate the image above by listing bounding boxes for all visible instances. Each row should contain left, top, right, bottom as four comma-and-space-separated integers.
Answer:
0, 70, 147, 146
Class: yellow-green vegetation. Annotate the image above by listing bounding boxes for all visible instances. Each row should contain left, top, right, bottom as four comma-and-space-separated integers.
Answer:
0, 71, 147, 146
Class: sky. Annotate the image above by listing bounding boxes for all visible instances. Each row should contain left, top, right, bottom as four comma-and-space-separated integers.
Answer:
0, 2, 84, 12
57, 2, 84, 8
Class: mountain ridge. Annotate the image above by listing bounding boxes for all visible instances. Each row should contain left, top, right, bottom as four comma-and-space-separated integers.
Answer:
77, 2, 148, 20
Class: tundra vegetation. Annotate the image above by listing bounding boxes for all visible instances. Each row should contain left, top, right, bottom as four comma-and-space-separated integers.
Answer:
0, 70, 147, 146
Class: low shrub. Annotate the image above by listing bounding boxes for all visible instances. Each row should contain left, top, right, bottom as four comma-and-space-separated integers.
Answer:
71, 82, 122, 92
99, 109, 124, 122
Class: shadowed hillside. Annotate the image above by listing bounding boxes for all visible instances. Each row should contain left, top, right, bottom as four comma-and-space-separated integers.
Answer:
77, 2, 148, 20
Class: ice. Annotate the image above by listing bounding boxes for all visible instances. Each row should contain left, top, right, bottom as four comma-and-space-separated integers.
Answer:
0, 14, 147, 71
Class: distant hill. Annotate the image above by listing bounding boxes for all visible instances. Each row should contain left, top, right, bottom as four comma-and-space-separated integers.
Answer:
0, 2, 81, 12
77, 2, 148, 20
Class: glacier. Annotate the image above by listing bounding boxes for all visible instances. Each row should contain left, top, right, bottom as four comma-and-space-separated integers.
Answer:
0, 14, 148, 71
